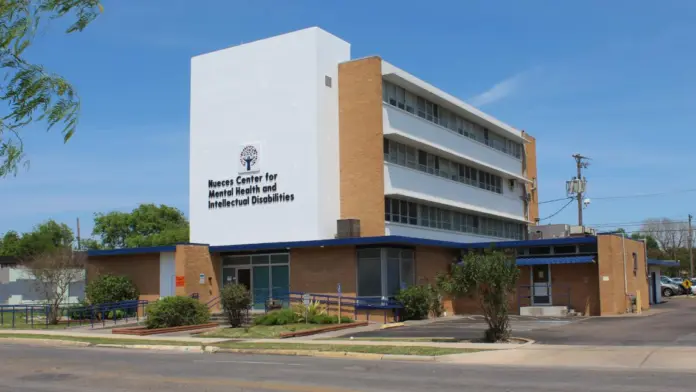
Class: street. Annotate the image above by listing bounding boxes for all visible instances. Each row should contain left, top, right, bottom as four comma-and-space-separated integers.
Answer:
1, 343, 695, 392
346, 299, 696, 346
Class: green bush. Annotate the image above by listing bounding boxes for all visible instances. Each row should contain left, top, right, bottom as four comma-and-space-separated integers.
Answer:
220, 283, 252, 327
254, 308, 298, 325
396, 284, 442, 321
310, 314, 354, 324
85, 274, 139, 305
145, 296, 210, 329
66, 301, 92, 320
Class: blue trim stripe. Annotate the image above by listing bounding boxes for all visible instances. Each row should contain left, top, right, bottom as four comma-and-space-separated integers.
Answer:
516, 255, 595, 266
87, 235, 598, 257
648, 259, 680, 267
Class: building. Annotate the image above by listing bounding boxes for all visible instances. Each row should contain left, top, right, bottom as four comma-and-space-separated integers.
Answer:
0, 256, 85, 305
87, 27, 649, 317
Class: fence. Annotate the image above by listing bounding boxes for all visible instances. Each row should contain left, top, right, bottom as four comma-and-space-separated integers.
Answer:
0, 300, 149, 329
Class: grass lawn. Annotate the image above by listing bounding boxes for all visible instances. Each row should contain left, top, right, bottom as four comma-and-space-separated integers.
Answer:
216, 342, 480, 356
201, 324, 328, 339
0, 333, 203, 346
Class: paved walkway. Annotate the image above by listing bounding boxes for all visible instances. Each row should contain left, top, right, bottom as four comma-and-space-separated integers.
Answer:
0, 329, 230, 343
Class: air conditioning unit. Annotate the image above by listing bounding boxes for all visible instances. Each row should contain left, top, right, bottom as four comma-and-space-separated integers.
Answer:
529, 224, 571, 239
569, 225, 596, 236
336, 219, 361, 238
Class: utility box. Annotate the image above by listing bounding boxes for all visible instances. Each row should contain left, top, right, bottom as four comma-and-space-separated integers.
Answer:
336, 219, 361, 238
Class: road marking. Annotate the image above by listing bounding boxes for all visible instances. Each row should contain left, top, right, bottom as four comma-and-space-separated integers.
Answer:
194, 359, 304, 366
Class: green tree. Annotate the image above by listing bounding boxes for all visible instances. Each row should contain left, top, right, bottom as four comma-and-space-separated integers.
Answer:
17, 219, 74, 257
437, 250, 519, 342
0, 0, 103, 177
0, 230, 22, 256
85, 274, 139, 305
92, 204, 189, 249
630, 233, 659, 250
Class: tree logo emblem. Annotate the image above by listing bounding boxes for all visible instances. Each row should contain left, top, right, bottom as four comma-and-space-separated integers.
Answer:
239, 145, 259, 171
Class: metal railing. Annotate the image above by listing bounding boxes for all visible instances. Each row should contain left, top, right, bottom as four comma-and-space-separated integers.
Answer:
266, 292, 404, 323
0, 300, 149, 329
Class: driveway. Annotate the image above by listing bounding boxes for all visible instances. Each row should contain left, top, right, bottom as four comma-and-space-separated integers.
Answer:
343, 299, 696, 346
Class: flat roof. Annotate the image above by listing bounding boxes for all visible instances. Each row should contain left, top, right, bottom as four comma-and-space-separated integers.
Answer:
87, 235, 597, 257
648, 259, 680, 267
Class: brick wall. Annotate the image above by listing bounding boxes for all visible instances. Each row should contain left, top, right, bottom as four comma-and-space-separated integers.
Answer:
522, 132, 539, 224
338, 57, 385, 237
597, 235, 650, 315
87, 254, 160, 303
174, 245, 219, 306
549, 263, 600, 316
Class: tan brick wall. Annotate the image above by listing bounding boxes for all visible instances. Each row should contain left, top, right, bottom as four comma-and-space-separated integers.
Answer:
290, 246, 357, 297
597, 235, 650, 315
87, 254, 160, 303
549, 263, 600, 316
522, 131, 539, 224
413, 246, 458, 315
174, 245, 219, 306
338, 57, 385, 237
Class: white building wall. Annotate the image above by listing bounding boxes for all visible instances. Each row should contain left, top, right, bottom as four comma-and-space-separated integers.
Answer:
384, 164, 526, 222
189, 27, 350, 246
159, 252, 176, 298
385, 222, 506, 242
383, 105, 523, 178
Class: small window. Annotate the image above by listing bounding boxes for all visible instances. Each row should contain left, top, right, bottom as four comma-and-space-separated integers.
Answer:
633, 252, 638, 276
553, 245, 577, 255
325, 75, 332, 87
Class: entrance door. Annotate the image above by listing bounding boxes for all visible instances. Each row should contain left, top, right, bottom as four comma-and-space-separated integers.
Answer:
252, 266, 270, 310
221, 268, 236, 287
531, 264, 551, 305
237, 268, 251, 291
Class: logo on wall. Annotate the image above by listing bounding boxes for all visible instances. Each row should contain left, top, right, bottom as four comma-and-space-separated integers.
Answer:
239, 143, 260, 173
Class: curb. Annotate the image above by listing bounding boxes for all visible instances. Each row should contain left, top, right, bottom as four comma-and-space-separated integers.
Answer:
212, 348, 437, 361
0, 338, 92, 347
380, 322, 405, 330
95, 344, 204, 353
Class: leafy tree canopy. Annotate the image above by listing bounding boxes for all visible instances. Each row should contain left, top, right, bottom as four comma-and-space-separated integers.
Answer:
0, 220, 74, 258
89, 204, 189, 249
1, 0, 103, 177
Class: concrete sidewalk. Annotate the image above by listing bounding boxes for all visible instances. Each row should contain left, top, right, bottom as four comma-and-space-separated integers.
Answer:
441, 344, 696, 371
0, 329, 230, 343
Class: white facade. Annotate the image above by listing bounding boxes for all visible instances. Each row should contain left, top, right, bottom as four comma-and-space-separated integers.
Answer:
189, 27, 530, 246
189, 27, 350, 246
159, 252, 176, 297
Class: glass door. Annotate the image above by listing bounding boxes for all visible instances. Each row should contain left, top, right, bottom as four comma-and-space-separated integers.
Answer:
252, 266, 270, 310
221, 268, 236, 287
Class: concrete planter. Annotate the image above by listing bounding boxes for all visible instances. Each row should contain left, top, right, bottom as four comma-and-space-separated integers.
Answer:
112, 323, 219, 336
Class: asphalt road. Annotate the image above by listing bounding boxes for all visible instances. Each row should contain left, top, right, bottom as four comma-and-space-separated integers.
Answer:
347, 300, 696, 346
1, 343, 696, 392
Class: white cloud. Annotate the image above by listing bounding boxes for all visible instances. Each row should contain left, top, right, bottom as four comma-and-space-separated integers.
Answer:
468, 71, 528, 107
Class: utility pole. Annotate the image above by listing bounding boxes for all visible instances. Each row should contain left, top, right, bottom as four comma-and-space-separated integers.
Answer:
76, 217, 81, 250
689, 214, 694, 277
567, 154, 590, 226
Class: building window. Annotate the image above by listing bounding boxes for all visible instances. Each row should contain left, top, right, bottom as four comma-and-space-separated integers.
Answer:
385, 197, 524, 240
382, 80, 523, 159
633, 252, 638, 276
383, 138, 505, 195
357, 248, 415, 298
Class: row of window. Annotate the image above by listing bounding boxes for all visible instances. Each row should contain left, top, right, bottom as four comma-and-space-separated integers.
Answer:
385, 197, 525, 240
383, 80, 523, 159
384, 138, 506, 194
357, 248, 415, 298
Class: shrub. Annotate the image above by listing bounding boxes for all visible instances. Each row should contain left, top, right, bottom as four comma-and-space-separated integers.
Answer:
310, 314, 354, 324
85, 274, 139, 305
437, 250, 519, 342
145, 296, 210, 329
396, 284, 441, 321
292, 300, 327, 322
220, 283, 252, 327
254, 308, 298, 325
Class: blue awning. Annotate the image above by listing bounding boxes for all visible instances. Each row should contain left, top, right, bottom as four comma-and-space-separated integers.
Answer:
648, 259, 680, 267
516, 255, 595, 266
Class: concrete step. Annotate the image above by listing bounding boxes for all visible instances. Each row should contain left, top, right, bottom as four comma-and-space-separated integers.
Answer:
520, 306, 569, 317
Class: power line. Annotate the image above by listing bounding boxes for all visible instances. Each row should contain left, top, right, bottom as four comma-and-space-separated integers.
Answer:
539, 197, 573, 205
538, 199, 575, 222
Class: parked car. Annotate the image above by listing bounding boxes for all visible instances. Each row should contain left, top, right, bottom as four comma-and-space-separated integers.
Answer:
661, 276, 682, 297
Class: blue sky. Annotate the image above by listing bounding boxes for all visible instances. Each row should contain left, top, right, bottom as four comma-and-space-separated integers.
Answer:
2, 0, 695, 238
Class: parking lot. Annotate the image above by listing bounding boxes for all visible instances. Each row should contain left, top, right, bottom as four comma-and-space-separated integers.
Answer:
343, 299, 696, 346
